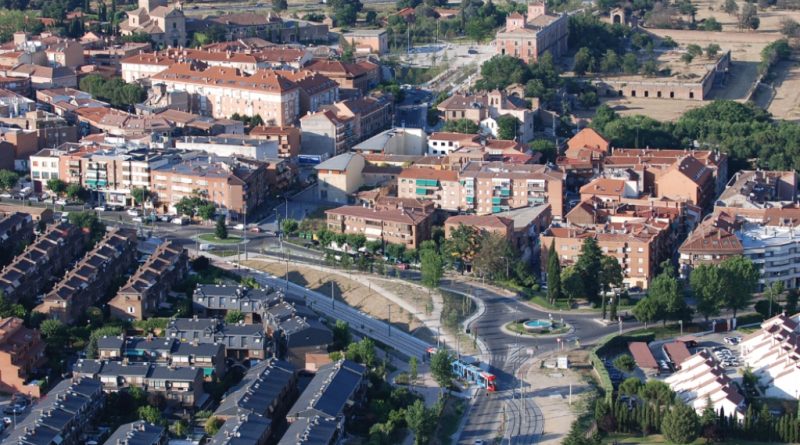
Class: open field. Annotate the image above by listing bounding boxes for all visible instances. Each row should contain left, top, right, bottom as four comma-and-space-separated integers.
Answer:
693, 0, 800, 33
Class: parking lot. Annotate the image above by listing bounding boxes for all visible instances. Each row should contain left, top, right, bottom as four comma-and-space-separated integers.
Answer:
648, 332, 745, 380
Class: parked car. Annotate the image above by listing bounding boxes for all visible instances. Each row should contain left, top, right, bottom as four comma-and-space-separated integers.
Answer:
233, 223, 245, 230
131, 216, 143, 223
127, 209, 141, 216
93, 205, 106, 212
172, 216, 189, 225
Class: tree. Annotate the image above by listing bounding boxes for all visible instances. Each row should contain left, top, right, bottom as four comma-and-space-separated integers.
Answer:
68, 211, 105, 245
473, 233, 515, 281
46, 179, 67, 196
786, 289, 799, 315
638, 380, 675, 406
739, 3, 758, 30
65, 183, 87, 202
649, 268, 688, 325
561, 266, 585, 306
700, 397, 722, 442
138, 405, 165, 426
420, 248, 444, 288
546, 242, 562, 304
332, 320, 351, 350
497, 114, 521, 140
720, 255, 758, 318
224, 310, 244, 324
701, 16, 723, 31
345, 337, 376, 367
130, 187, 150, 205
600, 49, 620, 73
722, 0, 738, 15
622, 53, 639, 74
662, 402, 700, 444
530, 139, 557, 163
632, 295, 662, 328
281, 218, 299, 235
681, 53, 695, 65
204, 416, 224, 436
405, 399, 436, 445
430, 349, 454, 390
764, 280, 785, 319
619, 377, 642, 395
613, 354, 635, 373
444, 224, 481, 270
600, 255, 623, 317
575, 237, 603, 304
215, 216, 228, 240
197, 204, 216, 222
573, 47, 594, 75
40, 319, 65, 339
329, 0, 362, 26
474, 55, 532, 91
0, 170, 18, 191
409, 356, 418, 386
687, 44, 703, 58
173, 420, 189, 438
272, 0, 287, 11
442, 118, 480, 134
781, 18, 800, 37
705, 43, 721, 58
691, 264, 725, 321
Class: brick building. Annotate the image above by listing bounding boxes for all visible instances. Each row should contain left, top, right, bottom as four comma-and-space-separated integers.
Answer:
249, 126, 301, 159
494, 2, 568, 63
0, 317, 45, 398
305, 59, 380, 96
325, 204, 434, 249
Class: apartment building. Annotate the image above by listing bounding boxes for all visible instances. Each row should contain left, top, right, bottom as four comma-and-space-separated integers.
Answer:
104, 421, 168, 445
665, 350, 745, 416
300, 109, 356, 158
193, 284, 281, 323
315, 152, 365, 203
0, 212, 34, 266
740, 313, 800, 400
2, 378, 104, 445
35, 228, 138, 324
120, 52, 174, 82
202, 13, 328, 43
214, 358, 297, 422
495, 1, 568, 63
166, 317, 268, 360
175, 135, 280, 160
120, 0, 187, 47
444, 214, 514, 241
0, 88, 34, 118
30, 148, 64, 191
427, 132, 481, 156
96, 336, 226, 380
460, 161, 565, 218
150, 63, 300, 125
286, 360, 366, 422
557, 128, 611, 179
108, 241, 188, 321
150, 153, 270, 218
0, 317, 45, 398
0, 222, 86, 304
342, 29, 389, 55
249, 126, 301, 159
275, 69, 339, 115
437, 90, 537, 142
278, 416, 342, 445
331, 97, 394, 144
305, 59, 380, 95
397, 168, 463, 212
325, 204, 433, 249
716, 170, 798, 214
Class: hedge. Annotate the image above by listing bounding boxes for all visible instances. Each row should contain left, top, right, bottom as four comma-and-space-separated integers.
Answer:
590, 331, 656, 404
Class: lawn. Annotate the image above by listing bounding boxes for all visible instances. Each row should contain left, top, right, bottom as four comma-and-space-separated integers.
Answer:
603, 433, 779, 445
198, 233, 243, 245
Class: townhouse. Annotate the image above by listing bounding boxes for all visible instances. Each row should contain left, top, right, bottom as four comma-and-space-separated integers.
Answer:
665, 350, 745, 416
0, 317, 45, 398
150, 63, 301, 126
249, 126, 302, 159
2, 378, 104, 445
495, 2, 568, 63
208, 413, 272, 445
0, 222, 86, 304
325, 203, 434, 249
214, 359, 297, 422
96, 336, 226, 380
35, 228, 138, 324
273, 316, 333, 370
192, 284, 281, 323
108, 241, 189, 321
278, 416, 342, 445
740, 313, 800, 400
0, 204, 51, 223
0, 212, 34, 267
286, 360, 367, 422
437, 90, 536, 142
165, 317, 268, 360
103, 421, 167, 445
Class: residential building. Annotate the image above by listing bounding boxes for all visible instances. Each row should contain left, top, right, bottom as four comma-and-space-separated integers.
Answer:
95, 336, 226, 380
305, 59, 380, 96
397, 168, 462, 212
557, 127, 611, 180
35, 228, 138, 324
202, 14, 328, 43
108, 241, 188, 321
0, 222, 86, 304
0, 127, 38, 170
165, 317, 268, 360
0, 212, 35, 267
353, 127, 427, 156
665, 350, 745, 415
275, 316, 333, 369
445, 214, 514, 241
150, 63, 300, 125
715, 170, 798, 213
275, 69, 339, 115
175, 135, 279, 160
103, 421, 167, 445
120, 52, 174, 82
249, 126, 301, 159
300, 109, 355, 158
0, 88, 34, 118
493, 203, 553, 255
677, 212, 742, 277
436, 90, 536, 142
278, 416, 342, 445
0, 204, 51, 223
331, 97, 394, 144
73, 107, 172, 139
427, 132, 480, 156
9, 64, 77, 89
44, 40, 85, 67
0, 317, 45, 398
325, 203, 433, 249
209, 413, 272, 445
495, 1, 568, 63
120, 0, 187, 47
29, 148, 62, 191
156, 109, 245, 136
286, 360, 366, 422
192, 284, 281, 322
342, 29, 389, 55
1, 378, 104, 445
314, 152, 365, 203
628, 341, 659, 376
459, 161, 565, 218
214, 358, 297, 421
579, 177, 640, 203
740, 313, 800, 400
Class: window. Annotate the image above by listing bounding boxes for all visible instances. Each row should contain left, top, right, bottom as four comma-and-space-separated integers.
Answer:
128, 306, 135, 313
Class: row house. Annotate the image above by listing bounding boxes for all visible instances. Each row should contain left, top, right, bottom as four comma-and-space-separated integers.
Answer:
278, 416, 342, 445
209, 413, 272, 445
274, 315, 334, 370
214, 359, 297, 422
96, 336, 226, 380
192, 284, 281, 323
35, 228, 138, 324
150, 63, 301, 126
108, 241, 189, 321
436, 90, 536, 142
325, 203, 434, 249
166, 317, 268, 360
304, 59, 380, 96
286, 360, 367, 422
104, 421, 168, 445
75, 360, 205, 408
0, 222, 86, 304
2, 378, 104, 445
0, 317, 45, 398
740, 313, 800, 400
0, 212, 35, 267
249, 126, 301, 159
495, 2, 568, 63
665, 350, 745, 417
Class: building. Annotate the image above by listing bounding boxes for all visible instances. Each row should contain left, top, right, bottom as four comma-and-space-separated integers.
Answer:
0, 88, 34, 118
427, 132, 480, 156
214, 358, 297, 421
45, 40, 85, 68
166, 317, 268, 360
249, 126, 301, 159
300, 109, 355, 158
275, 69, 339, 115
305, 59, 380, 96
331, 97, 394, 144
150, 63, 300, 126
494, 1, 568, 63
275, 316, 333, 369
437, 90, 536, 142
716, 170, 798, 213
10, 64, 77, 89
740, 313, 800, 400
342, 29, 388, 55
315, 152, 365, 203
120, 0, 187, 47
0, 222, 86, 304
108, 241, 188, 321
2, 378, 104, 445
202, 14, 328, 44
35, 228, 138, 323
278, 416, 342, 445
445, 215, 514, 241
557, 128, 611, 180
353, 127, 427, 156
286, 360, 366, 423
0, 127, 38, 171
95, 336, 226, 380
192, 284, 281, 322
0, 212, 34, 267
628, 341, 659, 376
0, 317, 45, 398
665, 350, 745, 416
120, 52, 174, 82
175, 135, 279, 160
103, 421, 167, 445
209, 413, 272, 445
0, 204, 52, 223
677, 212, 743, 278
397, 168, 462, 212
325, 203, 433, 249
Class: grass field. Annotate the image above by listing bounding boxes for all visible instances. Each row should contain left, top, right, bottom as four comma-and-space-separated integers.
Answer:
198, 233, 243, 245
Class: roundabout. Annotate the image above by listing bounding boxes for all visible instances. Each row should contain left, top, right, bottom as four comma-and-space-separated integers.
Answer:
503, 318, 574, 337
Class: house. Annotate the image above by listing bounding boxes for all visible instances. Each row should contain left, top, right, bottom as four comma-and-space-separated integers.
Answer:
325, 204, 433, 249
314, 152, 365, 203
740, 313, 800, 399
84, 360, 206, 408
0, 127, 38, 171
716, 170, 798, 212
96, 336, 226, 380
275, 316, 333, 370
0, 317, 45, 398
495, 1, 568, 63
192, 284, 281, 323
2, 378, 104, 445
427, 132, 480, 156
165, 317, 268, 360
275, 69, 339, 115
286, 360, 366, 423
305, 59, 380, 96
108, 240, 188, 321
445, 215, 514, 241
103, 421, 168, 445
665, 350, 745, 417
0, 204, 52, 223
0, 212, 35, 267
278, 415, 342, 445
580, 177, 640, 203
214, 359, 297, 421
663, 341, 692, 369
209, 413, 272, 445
342, 29, 388, 55
397, 168, 462, 212
0, 88, 34, 118
300, 109, 356, 158
437, 90, 536, 142
120, 0, 187, 47
10, 64, 77, 89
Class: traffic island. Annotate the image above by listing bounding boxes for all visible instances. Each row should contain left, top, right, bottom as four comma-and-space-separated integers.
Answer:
197, 233, 244, 245
504, 318, 573, 337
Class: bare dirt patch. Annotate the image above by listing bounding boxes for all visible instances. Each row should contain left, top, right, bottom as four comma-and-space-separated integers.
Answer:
763, 55, 800, 120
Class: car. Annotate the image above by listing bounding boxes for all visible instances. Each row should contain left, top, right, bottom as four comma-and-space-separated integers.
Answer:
55, 198, 67, 206
395, 263, 409, 270
131, 216, 143, 223
467, 48, 478, 54
93, 205, 106, 212
127, 209, 141, 216
172, 217, 189, 225
475, 440, 487, 445
249, 226, 261, 233
3, 417, 11, 425
233, 223, 245, 230
159, 215, 171, 222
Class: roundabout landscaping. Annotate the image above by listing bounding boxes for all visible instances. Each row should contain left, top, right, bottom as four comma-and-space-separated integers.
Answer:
504, 318, 573, 337
197, 233, 245, 245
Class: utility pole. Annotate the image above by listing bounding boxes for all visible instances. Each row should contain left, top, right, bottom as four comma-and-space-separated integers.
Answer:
243, 201, 247, 261
387, 304, 392, 337
331, 281, 335, 310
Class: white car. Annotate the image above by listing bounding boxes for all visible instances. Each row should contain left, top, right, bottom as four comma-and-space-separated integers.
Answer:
93, 205, 106, 212
233, 223, 245, 230
127, 209, 141, 216
131, 216, 143, 223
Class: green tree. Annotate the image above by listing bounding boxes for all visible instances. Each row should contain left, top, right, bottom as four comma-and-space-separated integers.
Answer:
705, 43, 721, 58
405, 399, 436, 445
600, 49, 620, 73
701, 16, 722, 31
65, 183, 88, 202
622, 53, 639, 74
272, 0, 287, 11
332, 320, 351, 350
600, 255, 623, 318
224, 309, 244, 324
638, 380, 675, 406
409, 356, 418, 386
720, 255, 758, 318
497, 114, 521, 140
781, 18, 800, 37
722, 0, 738, 15
613, 354, 635, 373
442, 118, 480, 134
662, 402, 700, 444
197, 204, 216, 222
691, 264, 725, 321
649, 268, 688, 325
138, 405, 165, 426
687, 44, 703, 57
632, 295, 662, 328
204, 416, 224, 436
561, 266, 585, 306
472, 232, 515, 281
619, 377, 642, 395
281, 218, 299, 235
0, 169, 18, 191
546, 242, 562, 304
40, 319, 66, 339
739, 3, 758, 30
130, 187, 150, 205
529, 139, 557, 163
173, 420, 189, 438
573, 47, 595, 75
681, 53, 695, 65
46, 179, 67, 196
575, 237, 603, 304
700, 396, 722, 442
430, 349, 454, 390
215, 216, 228, 240
474, 55, 532, 91
444, 224, 481, 270
420, 248, 444, 288
345, 337, 376, 367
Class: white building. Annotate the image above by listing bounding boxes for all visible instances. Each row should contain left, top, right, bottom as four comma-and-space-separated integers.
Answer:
664, 350, 745, 417
426, 132, 480, 156
353, 128, 426, 156
739, 222, 800, 291
740, 313, 800, 399
29, 148, 65, 191
175, 136, 279, 160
